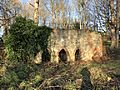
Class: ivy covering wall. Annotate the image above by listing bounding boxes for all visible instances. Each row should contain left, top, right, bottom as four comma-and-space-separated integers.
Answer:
5, 16, 52, 65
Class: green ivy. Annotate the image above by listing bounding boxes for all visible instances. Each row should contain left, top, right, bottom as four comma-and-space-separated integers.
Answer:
4, 16, 52, 65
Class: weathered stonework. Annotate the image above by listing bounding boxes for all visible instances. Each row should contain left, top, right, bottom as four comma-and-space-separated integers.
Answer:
34, 29, 105, 64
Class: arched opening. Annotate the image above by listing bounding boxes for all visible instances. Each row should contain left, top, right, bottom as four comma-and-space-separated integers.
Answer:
59, 49, 67, 62
75, 49, 81, 61
42, 49, 51, 62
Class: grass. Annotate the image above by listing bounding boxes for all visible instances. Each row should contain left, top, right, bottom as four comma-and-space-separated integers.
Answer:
1, 59, 120, 90
0, 44, 120, 89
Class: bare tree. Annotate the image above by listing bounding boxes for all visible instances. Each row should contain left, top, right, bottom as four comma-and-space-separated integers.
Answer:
109, 0, 117, 48
39, 0, 49, 26
0, 0, 21, 35
34, 0, 39, 25
75, 0, 93, 30
93, 0, 120, 48
20, 2, 34, 19
116, 0, 119, 48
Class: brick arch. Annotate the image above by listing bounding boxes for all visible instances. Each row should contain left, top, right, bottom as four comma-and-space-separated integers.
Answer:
42, 49, 51, 62
58, 48, 70, 63
75, 49, 81, 61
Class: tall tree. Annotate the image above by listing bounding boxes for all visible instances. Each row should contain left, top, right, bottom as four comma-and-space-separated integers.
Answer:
39, 0, 48, 26
109, 0, 117, 48
0, 0, 21, 35
34, 0, 39, 25
116, 0, 119, 48
93, 0, 119, 48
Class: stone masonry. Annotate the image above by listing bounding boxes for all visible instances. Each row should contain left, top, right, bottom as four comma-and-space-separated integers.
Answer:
34, 29, 105, 64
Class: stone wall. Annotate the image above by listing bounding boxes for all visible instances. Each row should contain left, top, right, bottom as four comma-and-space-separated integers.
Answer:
34, 29, 105, 63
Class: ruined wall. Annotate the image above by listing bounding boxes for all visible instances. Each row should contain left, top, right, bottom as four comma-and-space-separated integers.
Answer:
34, 30, 105, 63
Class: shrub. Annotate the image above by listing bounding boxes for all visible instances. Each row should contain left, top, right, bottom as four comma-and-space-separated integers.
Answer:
0, 70, 20, 89
14, 64, 33, 80
5, 16, 36, 65
64, 81, 76, 90
4, 16, 52, 65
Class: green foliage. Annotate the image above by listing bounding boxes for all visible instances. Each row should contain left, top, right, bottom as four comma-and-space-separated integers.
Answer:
0, 64, 42, 89
0, 60, 120, 89
0, 70, 20, 89
64, 81, 76, 90
5, 16, 36, 64
33, 26, 52, 51
4, 16, 52, 65
14, 64, 33, 80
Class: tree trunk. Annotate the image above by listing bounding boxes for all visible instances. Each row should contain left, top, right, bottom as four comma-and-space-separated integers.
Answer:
116, 0, 119, 48
3, 10, 9, 36
80, 20, 82, 29
34, 0, 39, 25
110, 0, 117, 49
111, 29, 117, 48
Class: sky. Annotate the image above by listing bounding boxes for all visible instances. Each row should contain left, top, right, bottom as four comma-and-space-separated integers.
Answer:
0, 27, 3, 37
21, 0, 28, 3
